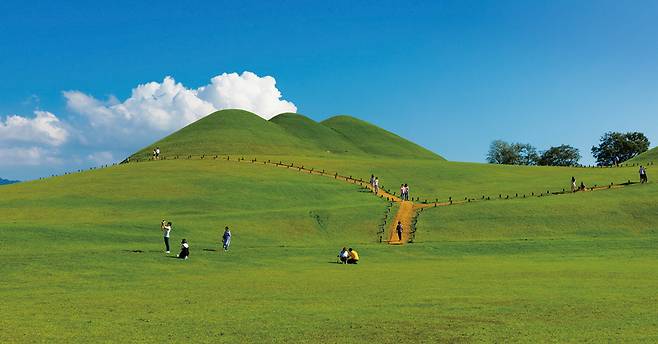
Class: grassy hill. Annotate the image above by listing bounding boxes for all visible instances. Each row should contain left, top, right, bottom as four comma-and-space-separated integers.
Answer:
131, 109, 444, 161
628, 146, 658, 164
321, 115, 442, 160
269, 112, 364, 155
131, 109, 315, 160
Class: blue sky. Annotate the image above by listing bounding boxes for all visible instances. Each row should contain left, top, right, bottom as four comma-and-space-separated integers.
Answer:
1, 0, 657, 180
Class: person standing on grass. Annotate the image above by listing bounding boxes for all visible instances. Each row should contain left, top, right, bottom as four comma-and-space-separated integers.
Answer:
156, 147, 161, 160
571, 177, 576, 192
163, 221, 172, 254
640, 166, 647, 183
347, 248, 359, 264
178, 239, 190, 260
222, 226, 232, 251
153, 148, 157, 160
396, 221, 403, 241
374, 177, 379, 194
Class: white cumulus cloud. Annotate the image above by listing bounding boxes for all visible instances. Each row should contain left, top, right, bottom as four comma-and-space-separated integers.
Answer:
0, 147, 62, 166
0, 111, 69, 146
64, 71, 297, 134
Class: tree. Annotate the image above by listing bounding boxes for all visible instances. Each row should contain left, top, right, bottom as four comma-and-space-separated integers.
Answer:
487, 140, 539, 165
591, 132, 650, 166
515, 143, 539, 166
538, 145, 581, 166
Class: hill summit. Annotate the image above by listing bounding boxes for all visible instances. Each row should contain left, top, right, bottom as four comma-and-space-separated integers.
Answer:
131, 109, 443, 160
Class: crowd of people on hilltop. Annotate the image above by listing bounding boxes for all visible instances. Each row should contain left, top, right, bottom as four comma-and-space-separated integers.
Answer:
160, 220, 232, 260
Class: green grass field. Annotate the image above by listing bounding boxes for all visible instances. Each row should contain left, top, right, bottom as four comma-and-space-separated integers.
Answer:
2, 110, 657, 342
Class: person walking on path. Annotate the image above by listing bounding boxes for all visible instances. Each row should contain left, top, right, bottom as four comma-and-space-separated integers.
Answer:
404, 183, 410, 201
640, 166, 648, 183
370, 174, 375, 189
396, 221, 403, 241
222, 226, 232, 251
400, 184, 405, 199
571, 177, 577, 192
178, 239, 190, 259
163, 221, 172, 254
374, 177, 379, 194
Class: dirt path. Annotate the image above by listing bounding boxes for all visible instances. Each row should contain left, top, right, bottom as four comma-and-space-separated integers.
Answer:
388, 201, 414, 244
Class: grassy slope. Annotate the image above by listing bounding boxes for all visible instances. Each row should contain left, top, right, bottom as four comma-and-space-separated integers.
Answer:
235, 154, 646, 202
411, 183, 658, 341
628, 146, 658, 164
321, 115, 443, 160
1, 157, 658, 342
130, 109, 316, 160
270, 113, 365, 155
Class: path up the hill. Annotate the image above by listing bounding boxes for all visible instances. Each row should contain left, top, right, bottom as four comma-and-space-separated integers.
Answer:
388, 201, 414, 244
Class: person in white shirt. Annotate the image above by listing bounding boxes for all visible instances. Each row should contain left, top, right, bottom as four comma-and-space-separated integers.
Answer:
338, 247, 349, 264
155, 147, 161, 160
374, 177, 379, 194
163, 221, 172, 254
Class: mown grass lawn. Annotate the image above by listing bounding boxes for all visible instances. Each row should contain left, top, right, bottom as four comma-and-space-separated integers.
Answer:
1, 159, 657, 342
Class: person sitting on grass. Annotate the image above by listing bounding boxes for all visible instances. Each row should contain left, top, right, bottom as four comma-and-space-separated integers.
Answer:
347, 248, 359, 264
338, 247, 349, 264
579, 181, 586, 191
178, 239, 189, 260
